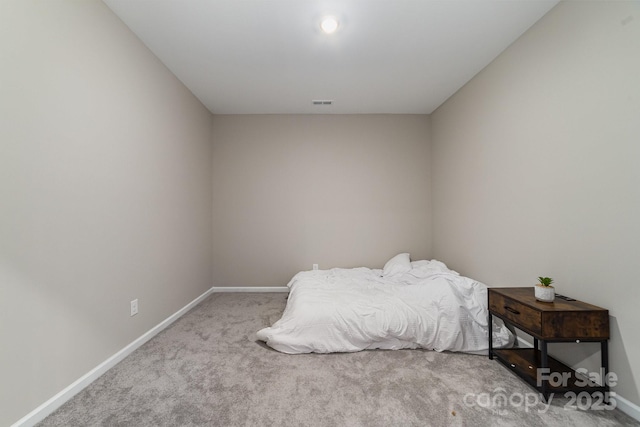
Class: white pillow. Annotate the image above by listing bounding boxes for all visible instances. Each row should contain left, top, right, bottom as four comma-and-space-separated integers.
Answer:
408, 259, 458, 279
410, 260, 431, 269
382, 253, 412, 277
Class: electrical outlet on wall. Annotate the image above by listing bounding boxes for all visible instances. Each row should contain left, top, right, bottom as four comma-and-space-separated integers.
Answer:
130, 299, 138, 316
313, 264, 319, 270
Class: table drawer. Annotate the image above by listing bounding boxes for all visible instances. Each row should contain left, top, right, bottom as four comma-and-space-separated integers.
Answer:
490, 293, 541, 335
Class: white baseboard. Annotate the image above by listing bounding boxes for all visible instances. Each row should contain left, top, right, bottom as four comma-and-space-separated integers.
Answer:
616, 394, 640, 422
212, 286, 289, 292
11, 286, 216, 427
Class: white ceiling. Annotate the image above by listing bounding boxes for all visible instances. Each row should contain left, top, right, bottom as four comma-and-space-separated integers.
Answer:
103, 0, 559, 115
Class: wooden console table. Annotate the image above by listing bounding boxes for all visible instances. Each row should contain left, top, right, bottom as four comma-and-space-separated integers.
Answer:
488, 287, 609, 401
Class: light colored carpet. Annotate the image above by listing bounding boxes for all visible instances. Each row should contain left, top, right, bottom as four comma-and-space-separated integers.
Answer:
39, 293, 638, 426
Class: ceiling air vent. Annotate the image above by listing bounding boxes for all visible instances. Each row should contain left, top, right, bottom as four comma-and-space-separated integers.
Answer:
312, 100, 333, 105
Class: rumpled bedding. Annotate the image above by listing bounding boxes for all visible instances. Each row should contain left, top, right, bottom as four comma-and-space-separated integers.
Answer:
256, 260, 513, 354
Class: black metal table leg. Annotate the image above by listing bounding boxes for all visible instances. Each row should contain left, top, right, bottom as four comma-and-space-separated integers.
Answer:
488, 312, 493, 360
602, 340, 609, 403
541, 340, 549, 402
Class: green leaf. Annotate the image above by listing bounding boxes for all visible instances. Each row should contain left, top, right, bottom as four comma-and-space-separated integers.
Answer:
537, 276, 553, 286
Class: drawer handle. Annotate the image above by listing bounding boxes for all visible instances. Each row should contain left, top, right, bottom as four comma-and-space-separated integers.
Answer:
504, 306, 520, 315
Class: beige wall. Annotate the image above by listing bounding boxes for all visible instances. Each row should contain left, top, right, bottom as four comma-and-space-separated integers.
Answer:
212, 115, 431, 286
0, 1, 213, 425
431, 1, 640, 406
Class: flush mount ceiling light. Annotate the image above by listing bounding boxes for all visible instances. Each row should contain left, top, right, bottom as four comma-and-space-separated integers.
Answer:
320, 16, 339, 34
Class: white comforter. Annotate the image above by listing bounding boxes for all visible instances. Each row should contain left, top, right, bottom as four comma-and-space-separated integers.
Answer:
256, 261, 514, 354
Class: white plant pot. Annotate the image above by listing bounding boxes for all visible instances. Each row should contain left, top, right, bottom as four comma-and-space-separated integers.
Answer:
535, 285, 555, 302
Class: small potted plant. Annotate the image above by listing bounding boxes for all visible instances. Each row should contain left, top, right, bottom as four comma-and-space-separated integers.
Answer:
535, 276, 555, 302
